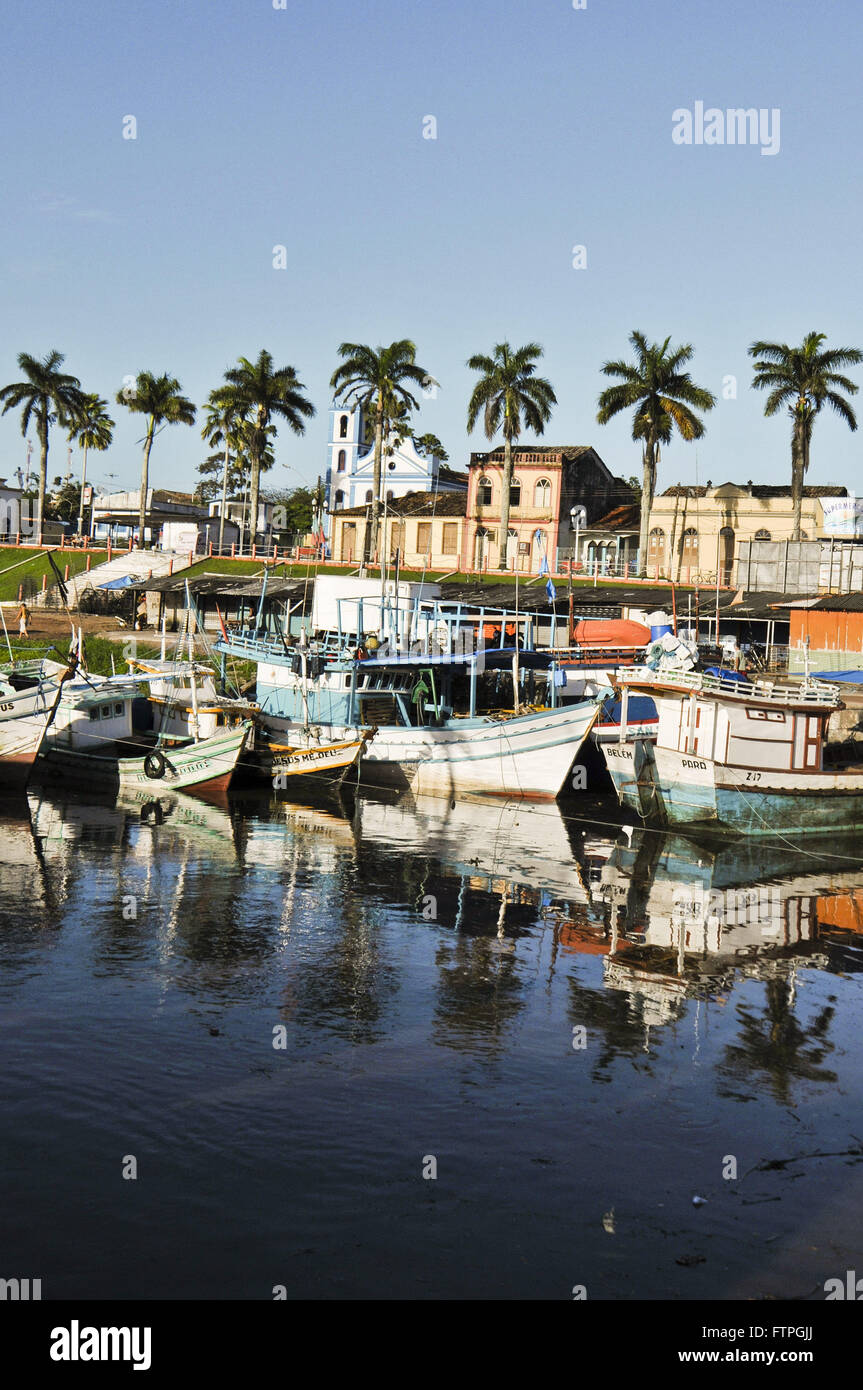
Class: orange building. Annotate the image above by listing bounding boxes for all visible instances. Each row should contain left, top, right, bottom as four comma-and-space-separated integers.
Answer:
788, 596, 863, 673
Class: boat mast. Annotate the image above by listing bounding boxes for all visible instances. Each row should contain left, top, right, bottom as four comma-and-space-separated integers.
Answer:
185, 580, 200, 744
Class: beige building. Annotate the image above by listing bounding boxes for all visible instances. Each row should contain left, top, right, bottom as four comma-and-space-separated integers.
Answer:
330, 490, 467, 570
646, 483, 849, 584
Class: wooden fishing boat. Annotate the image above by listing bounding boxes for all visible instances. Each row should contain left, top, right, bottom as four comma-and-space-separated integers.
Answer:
0, 658, 77, 794
264, 729, 371, 787
605, 667, 863, 835
35, 720, 253, 799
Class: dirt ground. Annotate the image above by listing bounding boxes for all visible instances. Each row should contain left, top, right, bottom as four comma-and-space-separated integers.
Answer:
12, 611, 126, 642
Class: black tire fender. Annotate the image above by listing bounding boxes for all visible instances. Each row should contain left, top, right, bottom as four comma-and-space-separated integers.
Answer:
144, 750, 167, 780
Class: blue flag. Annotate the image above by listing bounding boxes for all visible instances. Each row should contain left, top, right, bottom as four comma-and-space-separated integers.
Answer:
539, 554, 550, 577
546, 578, 556, 603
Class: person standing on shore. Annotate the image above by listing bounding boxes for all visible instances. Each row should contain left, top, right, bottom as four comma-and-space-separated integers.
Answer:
17, 602, 29, 637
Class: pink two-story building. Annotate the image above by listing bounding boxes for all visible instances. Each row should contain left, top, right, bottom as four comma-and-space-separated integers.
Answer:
461, 444, 634, 574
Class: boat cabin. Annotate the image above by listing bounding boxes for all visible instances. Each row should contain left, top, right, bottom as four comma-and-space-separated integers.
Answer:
622, 671, 840, 774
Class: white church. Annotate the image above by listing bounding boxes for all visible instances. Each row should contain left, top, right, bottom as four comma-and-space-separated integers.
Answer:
324, 402, 466, 540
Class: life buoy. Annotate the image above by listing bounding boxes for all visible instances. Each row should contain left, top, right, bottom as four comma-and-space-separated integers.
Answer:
144, 750, 167, 780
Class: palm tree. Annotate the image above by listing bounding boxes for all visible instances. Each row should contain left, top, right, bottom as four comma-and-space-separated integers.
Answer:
201, 391, 247, 556
116, 373, 196, 548
0, 350, 84, 539
466, 343, 556, 569
596, 332, 715, 576
749, 332, 862, 541
413, 432, 449, 465
69, 393, 114, 536
216, 351, 315, 551
331, 341, 433, 562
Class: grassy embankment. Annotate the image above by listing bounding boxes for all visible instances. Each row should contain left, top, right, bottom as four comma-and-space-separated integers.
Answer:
181, 556, 685, 589
0, 547, 109, 602
2, 633, 164, 677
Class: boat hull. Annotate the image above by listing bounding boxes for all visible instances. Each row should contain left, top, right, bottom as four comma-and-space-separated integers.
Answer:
606, 739, 863, 835
0, 711, 54, 794
35, 723, 252, 801
268, 737, 366, 785
357, 698, 604, 801
261, 698, 602, 800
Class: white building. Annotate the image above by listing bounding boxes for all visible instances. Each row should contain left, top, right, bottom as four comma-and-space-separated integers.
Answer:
0, 478, 27, 538
324, 402, 466, 539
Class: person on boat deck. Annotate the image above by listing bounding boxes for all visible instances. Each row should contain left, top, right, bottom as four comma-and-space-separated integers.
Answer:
17, 602, 29, 637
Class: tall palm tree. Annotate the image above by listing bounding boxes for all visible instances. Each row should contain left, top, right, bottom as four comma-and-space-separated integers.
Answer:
116, 373, 196, 548
216, 351, 315, 550
69, 393, 114, 536
201, 391, 247, 555
466, 343, 556, 569
331, 341, 433, 561
597, 332, 715, 576
749, 332, 862, 541
0, 350, 84, 539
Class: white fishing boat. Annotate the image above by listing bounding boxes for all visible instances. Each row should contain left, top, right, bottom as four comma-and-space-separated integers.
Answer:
127, 657, 256, 743
0, 658, 77, 793
243, 651, 606, 800
605, 667, 863, 835
39, 719, 253, 799
216, 578, 608, 801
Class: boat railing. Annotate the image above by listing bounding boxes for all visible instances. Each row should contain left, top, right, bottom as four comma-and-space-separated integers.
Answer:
624, 665, 841, 707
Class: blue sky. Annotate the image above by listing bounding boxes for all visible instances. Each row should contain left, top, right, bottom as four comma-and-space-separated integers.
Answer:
1, 0, 861, 498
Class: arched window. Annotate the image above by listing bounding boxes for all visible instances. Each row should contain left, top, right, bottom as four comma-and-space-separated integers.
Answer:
339, 414, 349, 439
754, 528, 770, 541
509, 479, 521, 508
337, 449, 346, 473
534, 478, 551, 507
334, 490, 345, 508
477, 476, 493, 506
365, 490, 373, 504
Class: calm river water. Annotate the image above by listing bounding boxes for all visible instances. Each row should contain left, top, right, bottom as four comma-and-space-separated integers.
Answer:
2, 782, 863, 1300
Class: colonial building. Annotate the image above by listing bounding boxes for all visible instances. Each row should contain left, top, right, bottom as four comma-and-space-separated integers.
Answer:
647, 482, 850, 584
331, 490, 467, 570
461, 445, 633, 574
576, 503, 641, 576
324, 403, 466, 539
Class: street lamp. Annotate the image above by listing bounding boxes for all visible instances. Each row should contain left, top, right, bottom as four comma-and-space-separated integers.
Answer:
569, 506, 586, 645
570, 505, 586, 573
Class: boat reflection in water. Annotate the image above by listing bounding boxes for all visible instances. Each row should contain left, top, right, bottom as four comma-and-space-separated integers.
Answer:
6, 780, 863, 1299
592, 827, 863, 1038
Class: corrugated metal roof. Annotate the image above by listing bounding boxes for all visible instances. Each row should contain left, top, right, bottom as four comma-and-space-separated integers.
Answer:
142, 572, 306, 598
